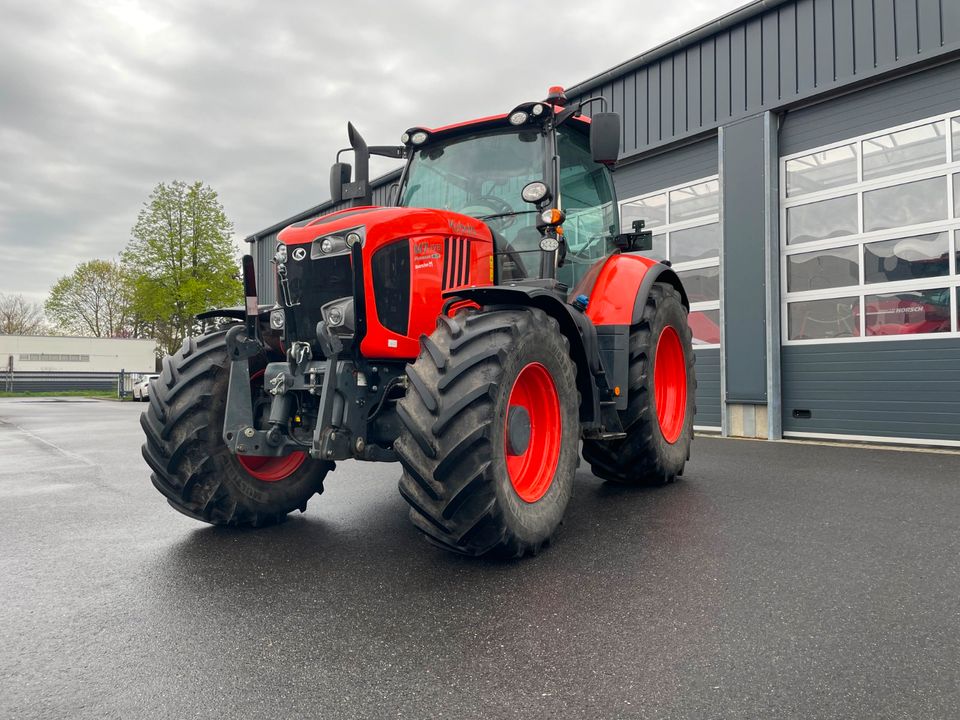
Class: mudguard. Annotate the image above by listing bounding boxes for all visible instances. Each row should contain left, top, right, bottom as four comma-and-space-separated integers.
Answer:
571, 253, 690, 411
575, 253, 688, 327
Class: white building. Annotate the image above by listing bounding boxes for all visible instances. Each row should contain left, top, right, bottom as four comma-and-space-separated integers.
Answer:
0, 335, 156, 373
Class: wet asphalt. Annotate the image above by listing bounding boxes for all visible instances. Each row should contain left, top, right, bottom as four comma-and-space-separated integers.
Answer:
1, 397, 959, 719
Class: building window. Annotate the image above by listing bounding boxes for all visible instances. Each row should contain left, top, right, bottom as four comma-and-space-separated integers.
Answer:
780, 111, 960, 344
620, 176, 721, 347
18, 353, 90, 362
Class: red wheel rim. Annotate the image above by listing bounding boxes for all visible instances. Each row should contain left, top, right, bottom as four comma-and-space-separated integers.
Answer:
236, 369, 307, 482
505, 362, 562, 503
653, 326, 687, 444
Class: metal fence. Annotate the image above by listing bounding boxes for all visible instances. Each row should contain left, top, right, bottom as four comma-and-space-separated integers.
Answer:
0, 370, 156, 396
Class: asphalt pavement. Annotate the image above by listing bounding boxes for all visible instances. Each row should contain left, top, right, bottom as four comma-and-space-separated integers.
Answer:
1, 397, 959, 719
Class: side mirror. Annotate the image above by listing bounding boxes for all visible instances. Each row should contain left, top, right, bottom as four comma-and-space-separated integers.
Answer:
590, 112, 621, 165
329, 162, 352, 204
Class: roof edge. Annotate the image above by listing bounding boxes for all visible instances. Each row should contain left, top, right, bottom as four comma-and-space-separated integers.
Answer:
566, 0, 792, 98
244, 168, 403, 243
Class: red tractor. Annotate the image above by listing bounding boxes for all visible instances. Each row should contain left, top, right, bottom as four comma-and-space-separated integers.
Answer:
141, 87, 696, 557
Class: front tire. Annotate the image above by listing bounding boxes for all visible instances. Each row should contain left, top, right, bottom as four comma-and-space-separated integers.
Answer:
396, 307, 579, 557
141, 328, 331, 527
581, 282, 696, 484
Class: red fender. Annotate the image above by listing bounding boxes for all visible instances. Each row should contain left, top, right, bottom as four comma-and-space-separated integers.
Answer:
577, 253, 688, 327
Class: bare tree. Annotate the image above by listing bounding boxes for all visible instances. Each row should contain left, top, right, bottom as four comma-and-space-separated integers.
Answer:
0, 293, 45, 335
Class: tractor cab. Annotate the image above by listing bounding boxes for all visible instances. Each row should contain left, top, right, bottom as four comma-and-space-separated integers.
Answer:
395, 109, 621, 289
327, 87, 651, 294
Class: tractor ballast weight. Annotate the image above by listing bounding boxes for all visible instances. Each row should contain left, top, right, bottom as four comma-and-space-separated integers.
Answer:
141, 88, 697, 557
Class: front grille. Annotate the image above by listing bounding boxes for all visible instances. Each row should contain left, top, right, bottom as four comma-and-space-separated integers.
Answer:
371, 239, 410, 335
279, 254, 353, 344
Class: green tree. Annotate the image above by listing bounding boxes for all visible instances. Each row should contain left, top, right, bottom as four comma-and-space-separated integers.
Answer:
0, 293, 45, 335
122, 181, 241, 355
45, 259, 134, 337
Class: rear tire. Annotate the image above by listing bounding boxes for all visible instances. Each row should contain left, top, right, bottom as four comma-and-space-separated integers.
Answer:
396, 306, 579, 557
141, 327, 331, 527
582, 282, 696, 484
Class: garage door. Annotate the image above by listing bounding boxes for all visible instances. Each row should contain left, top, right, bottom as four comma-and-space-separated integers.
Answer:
615, 138, 721, 431
779, 64, 960, 446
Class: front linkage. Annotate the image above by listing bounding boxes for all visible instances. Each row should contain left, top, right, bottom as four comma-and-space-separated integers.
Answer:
221, 259, 399, 466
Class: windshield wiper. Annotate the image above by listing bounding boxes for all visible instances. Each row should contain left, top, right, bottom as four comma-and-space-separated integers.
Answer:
478, 210, 538, 221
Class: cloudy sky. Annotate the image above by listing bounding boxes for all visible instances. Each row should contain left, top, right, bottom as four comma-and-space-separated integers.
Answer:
0, 0, 747, 306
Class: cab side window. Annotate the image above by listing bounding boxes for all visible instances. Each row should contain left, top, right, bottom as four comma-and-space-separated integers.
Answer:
557, 128, 618, 285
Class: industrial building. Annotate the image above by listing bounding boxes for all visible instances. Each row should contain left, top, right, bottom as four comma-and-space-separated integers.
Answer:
0, 335, 155, 373
247, 0, 960, 447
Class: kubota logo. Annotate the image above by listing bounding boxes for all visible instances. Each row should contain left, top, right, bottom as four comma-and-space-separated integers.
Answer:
447, 219, 473, 235
292, 247, 307, 261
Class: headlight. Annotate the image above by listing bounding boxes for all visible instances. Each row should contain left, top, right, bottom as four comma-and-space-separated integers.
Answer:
509, 111, 528, 125
411, 131, 428, 145
539, 236, 560, 252
311, 226, 364, 259
269, 308, 285, 330
274, 243, 287, 263
321, 297, 355, 335
522, 181, 549, 204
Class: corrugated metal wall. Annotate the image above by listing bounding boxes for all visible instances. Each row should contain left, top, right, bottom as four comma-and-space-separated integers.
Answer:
780, 57, 960, 154
613, 137, 718, 199
693, 348, 722, 428
572, 0, 960, 161
782, 340, 960, 442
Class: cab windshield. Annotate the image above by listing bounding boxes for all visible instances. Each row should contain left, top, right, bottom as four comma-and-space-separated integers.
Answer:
399, 126, 618, 284
400, 129, 543, 218
400, 129, 544, 279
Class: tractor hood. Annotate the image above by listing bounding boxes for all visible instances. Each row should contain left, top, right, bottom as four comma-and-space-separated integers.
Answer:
276, 205, 493, 247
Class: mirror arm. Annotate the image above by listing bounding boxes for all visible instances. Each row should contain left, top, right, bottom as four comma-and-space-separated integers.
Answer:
369, 145, 405, 159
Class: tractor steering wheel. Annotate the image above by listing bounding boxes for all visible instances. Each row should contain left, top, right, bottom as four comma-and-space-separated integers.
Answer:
463, 195, 519, 231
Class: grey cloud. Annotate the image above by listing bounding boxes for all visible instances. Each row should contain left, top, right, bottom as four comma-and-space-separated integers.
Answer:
0, 0, 745, 305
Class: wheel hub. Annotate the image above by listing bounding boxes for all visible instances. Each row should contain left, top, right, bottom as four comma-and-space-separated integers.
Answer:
505, 362, 561, 503
506, 406, 532, 455
653, 326, 687, 444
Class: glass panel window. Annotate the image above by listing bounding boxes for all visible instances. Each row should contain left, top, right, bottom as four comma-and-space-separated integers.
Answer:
621, 193, 666, 228
788, 297, 860, 340
952, 117, 960, 162
863, 232, 949, 284
953, 174, 960, 218
786, 195, 858, 244
669, 180, 719, 223
676, 266, 719, 304
670, 222, 720, 263
862, 121, 946, 180
785, 144, 858, 197
688, 309, 720, 345
786, 246, 859, 292
863, 176, 947, 232
864, 288, 951, 335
